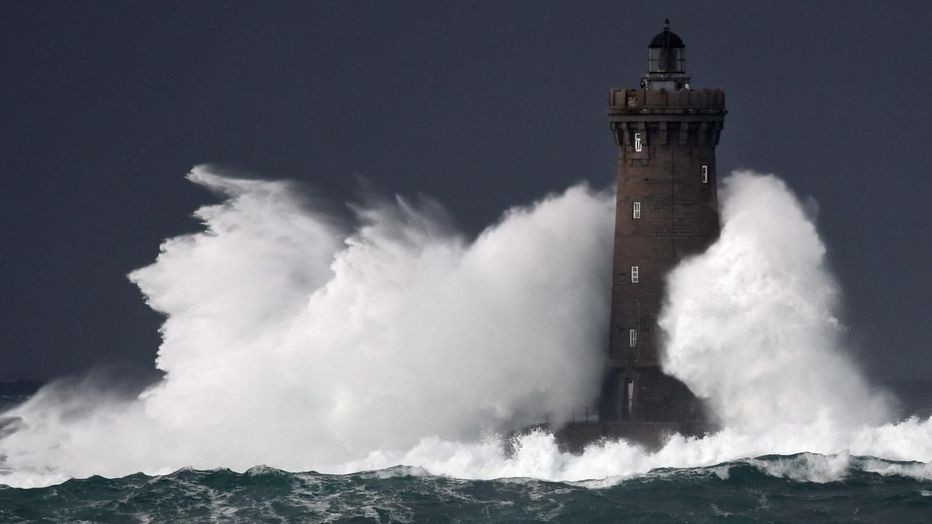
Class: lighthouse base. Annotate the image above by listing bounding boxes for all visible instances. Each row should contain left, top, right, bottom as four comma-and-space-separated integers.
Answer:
551, 420, 717, 452
507, 420, 716, 455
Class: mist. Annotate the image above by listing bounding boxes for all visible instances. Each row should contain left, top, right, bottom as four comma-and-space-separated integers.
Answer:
2, 167, 930, 489
0, 166, 614, 485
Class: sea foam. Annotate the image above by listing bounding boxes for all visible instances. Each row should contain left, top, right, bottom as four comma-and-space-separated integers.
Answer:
1, 167, 929, 488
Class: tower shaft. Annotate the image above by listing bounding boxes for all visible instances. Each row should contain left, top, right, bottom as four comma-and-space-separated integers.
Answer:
600, 23, 726, 426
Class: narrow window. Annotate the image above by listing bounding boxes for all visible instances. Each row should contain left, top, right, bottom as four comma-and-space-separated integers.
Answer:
625, 379, 635, 418
631, 265, 639, 283
629, 328, 637, 348
701, 164, 709, 184
633, 201, 641, 219
634, 132, 642, 152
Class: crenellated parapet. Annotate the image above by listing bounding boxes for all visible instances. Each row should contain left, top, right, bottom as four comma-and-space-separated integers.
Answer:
610, 88, 725, 112
609, 88, 726, 148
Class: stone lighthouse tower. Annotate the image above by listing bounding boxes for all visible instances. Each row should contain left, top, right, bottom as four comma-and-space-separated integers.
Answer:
600, 21, 725, 434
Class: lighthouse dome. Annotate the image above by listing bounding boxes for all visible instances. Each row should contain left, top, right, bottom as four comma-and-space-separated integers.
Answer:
649, 21, 685, 49
647, 20, 686, 75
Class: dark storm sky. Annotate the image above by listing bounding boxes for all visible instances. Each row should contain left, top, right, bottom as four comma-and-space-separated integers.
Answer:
1, 1, 930, 382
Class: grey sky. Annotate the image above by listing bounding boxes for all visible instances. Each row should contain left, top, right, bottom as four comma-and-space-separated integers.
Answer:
1, 1, 930, 381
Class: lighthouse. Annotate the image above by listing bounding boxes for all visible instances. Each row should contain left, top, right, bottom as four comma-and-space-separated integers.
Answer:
577, 21, 724, 446
544, 21, 725, 450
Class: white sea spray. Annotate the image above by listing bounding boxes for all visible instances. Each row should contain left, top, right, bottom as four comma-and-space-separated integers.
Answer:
1, 167, 930, 488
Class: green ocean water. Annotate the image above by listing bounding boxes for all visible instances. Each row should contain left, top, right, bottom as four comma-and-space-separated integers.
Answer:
1, 459, 930, 523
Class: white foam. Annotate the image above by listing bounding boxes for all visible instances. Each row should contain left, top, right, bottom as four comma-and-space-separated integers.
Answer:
748, 453, 851, 483
1, 168, 928, 489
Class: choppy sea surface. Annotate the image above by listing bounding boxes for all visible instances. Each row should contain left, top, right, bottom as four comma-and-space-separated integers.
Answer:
2, 459, 932, 523
1, 380, 931, 523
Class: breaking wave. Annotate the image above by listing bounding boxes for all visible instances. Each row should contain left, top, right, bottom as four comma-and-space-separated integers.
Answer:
1, 166, 930, 489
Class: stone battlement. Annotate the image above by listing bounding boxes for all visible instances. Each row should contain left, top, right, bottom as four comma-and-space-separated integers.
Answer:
609, 88, 726, 114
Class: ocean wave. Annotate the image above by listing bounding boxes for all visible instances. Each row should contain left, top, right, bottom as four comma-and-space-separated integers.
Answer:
2, 169, 929, 520
3, 454, 930, 523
